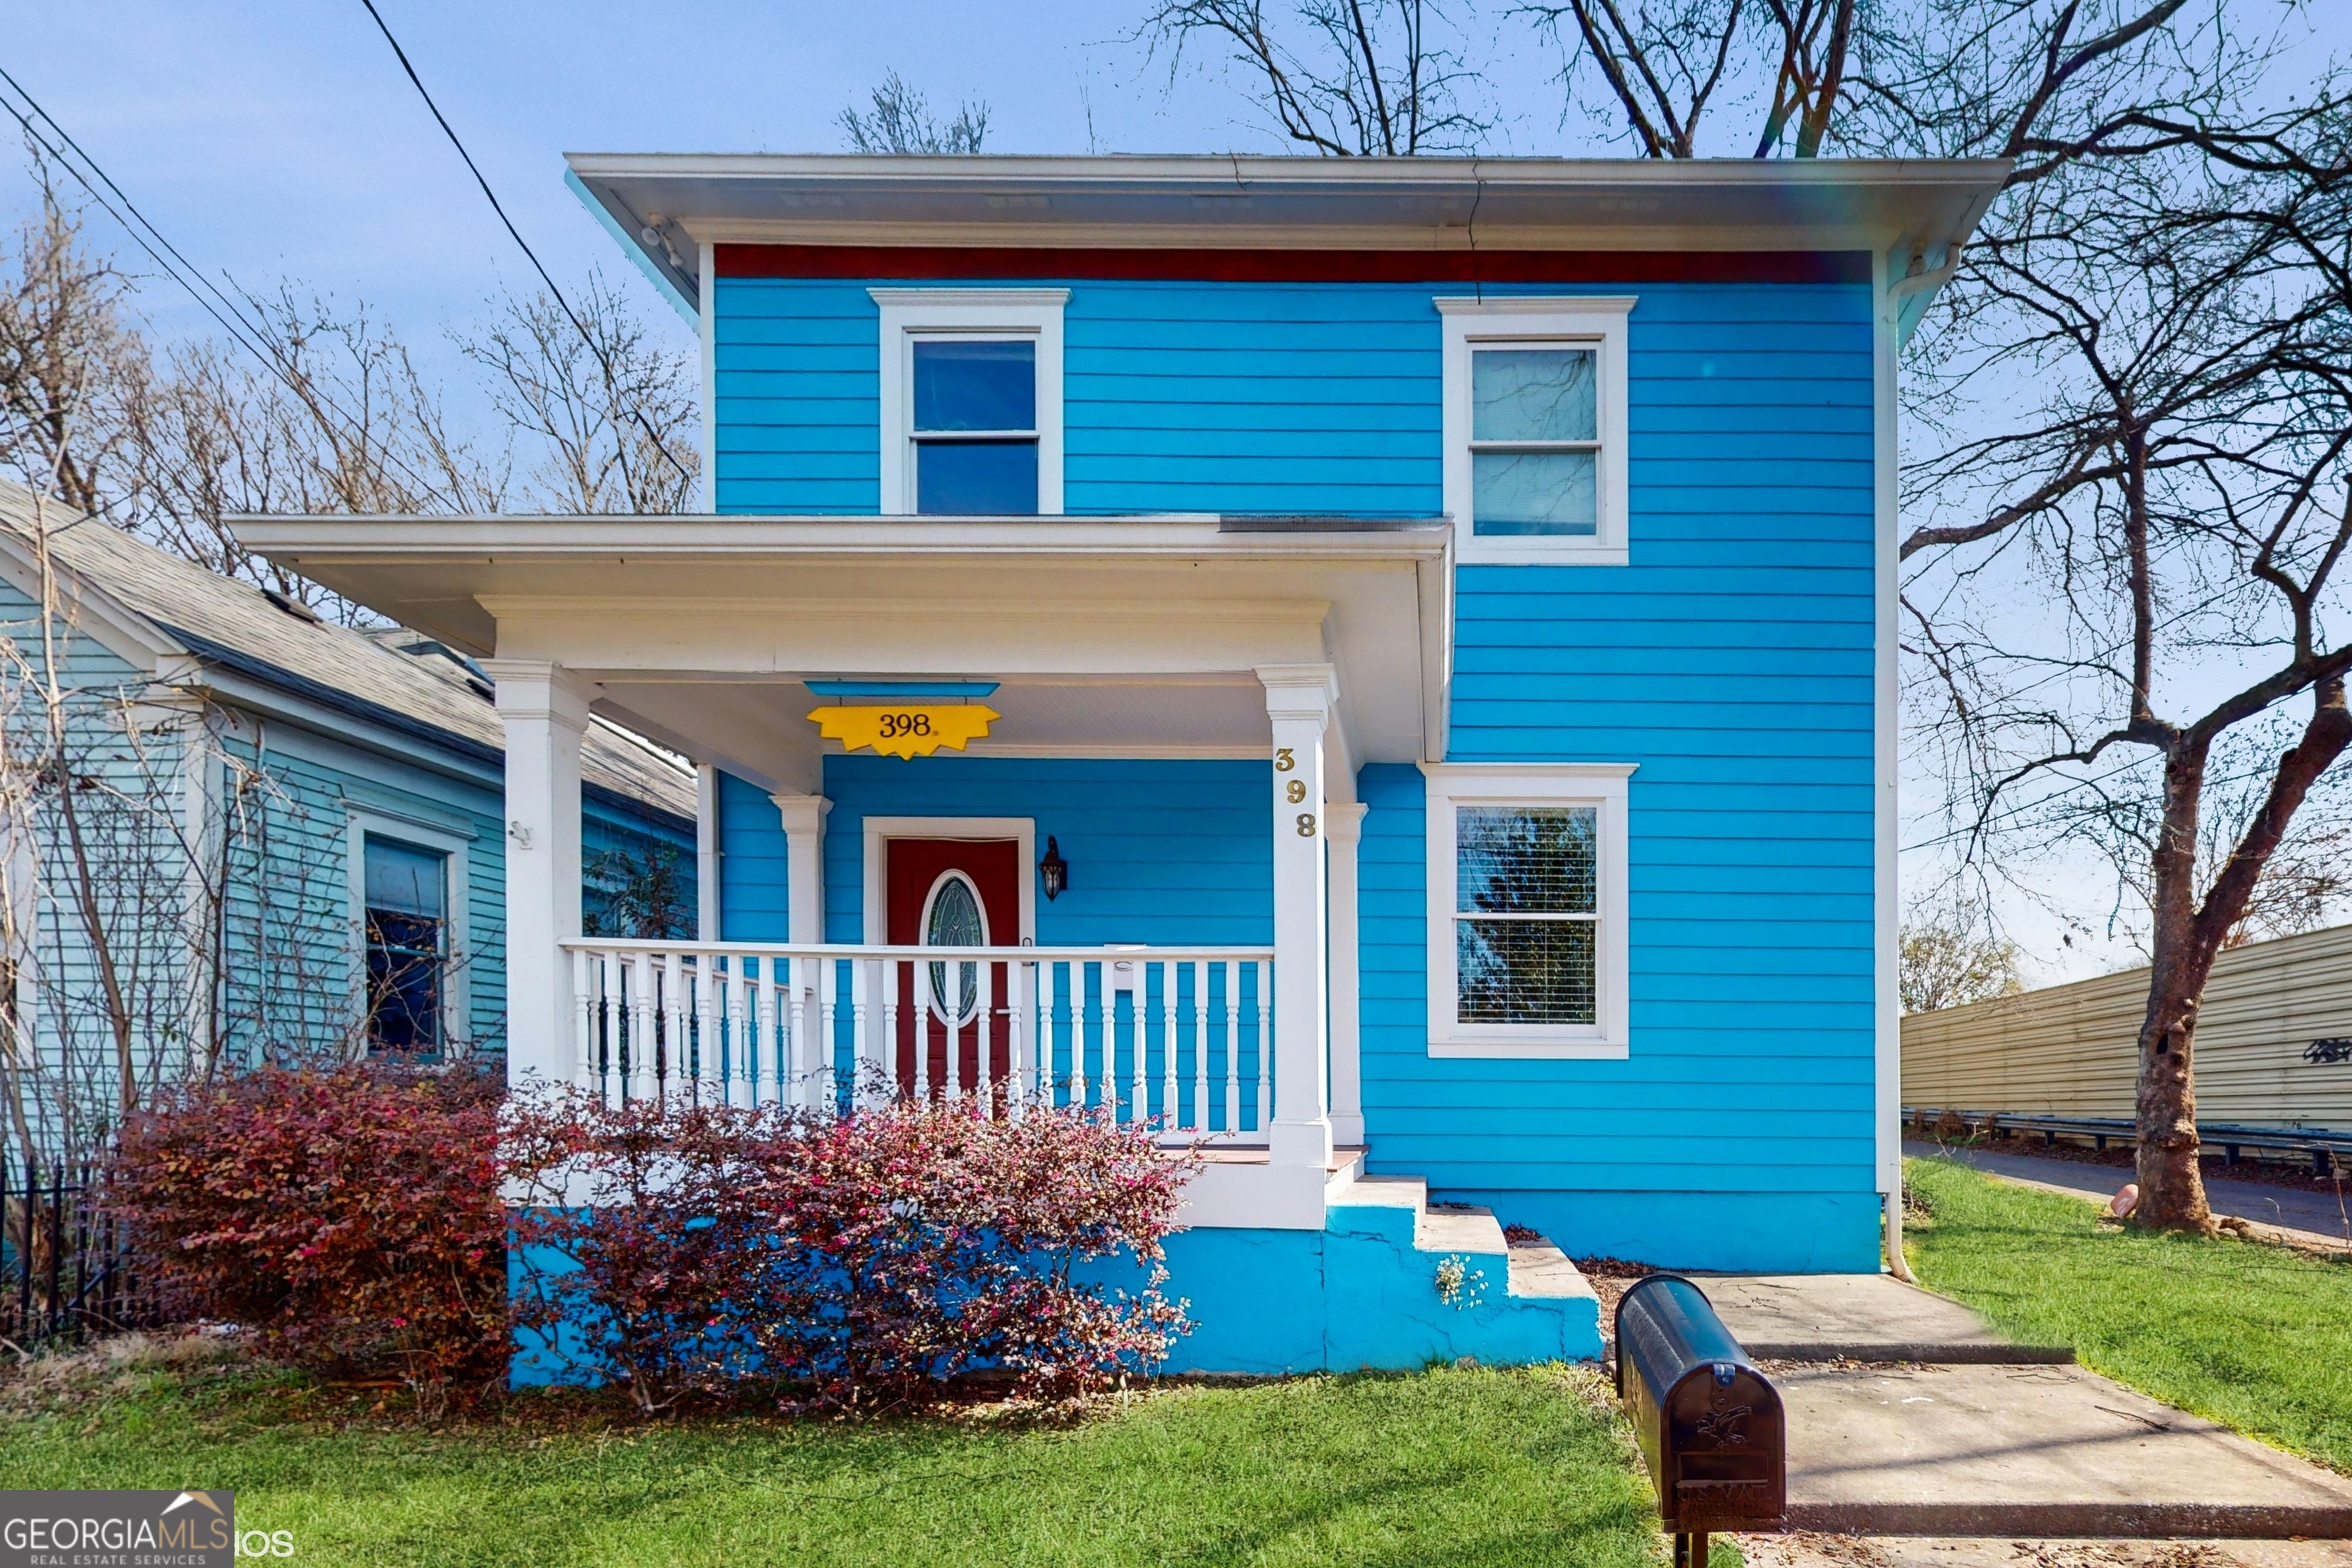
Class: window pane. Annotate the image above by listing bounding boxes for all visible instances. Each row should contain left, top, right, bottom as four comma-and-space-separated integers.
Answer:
1472, 348, 1596, 442
926, 873, 985, 1025
914, 339, 1036, 431
367, 909, 443, 1052
1459, 918, 1596, 1024
1473, 450, 1596, 535
365, 838, 446, 917
918, 439, 1039, 515
1458, 805, 1596, 914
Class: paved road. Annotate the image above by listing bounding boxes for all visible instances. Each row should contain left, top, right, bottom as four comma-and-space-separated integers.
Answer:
1906, 1139, 2352, 1243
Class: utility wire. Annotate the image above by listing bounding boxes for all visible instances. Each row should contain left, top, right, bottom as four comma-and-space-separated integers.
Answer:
354, 0, 694, 489
0, 64, 455, 505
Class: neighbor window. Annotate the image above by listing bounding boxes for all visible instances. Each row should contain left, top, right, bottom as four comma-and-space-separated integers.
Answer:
1426, 765, 1633, 1057
363, 835, 449, 1055
873, 288, 1067, 516
1439, 296, 1634, 565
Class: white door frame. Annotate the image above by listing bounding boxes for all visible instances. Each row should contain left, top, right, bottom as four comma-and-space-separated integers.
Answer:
861, 815, 1037, 946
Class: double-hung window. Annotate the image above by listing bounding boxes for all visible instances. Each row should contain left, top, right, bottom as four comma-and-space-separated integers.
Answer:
1426, 765, 1632, 1057
348, 815, 469, 1059
1439, 296, 1634, 565
364, 836, 449, 1055
873, 289, 1066, 516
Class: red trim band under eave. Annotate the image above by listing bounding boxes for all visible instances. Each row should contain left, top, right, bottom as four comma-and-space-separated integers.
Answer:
714, 243, 1872, 286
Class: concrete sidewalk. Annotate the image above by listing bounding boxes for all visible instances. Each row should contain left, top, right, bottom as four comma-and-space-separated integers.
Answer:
1689, 1272, 2352, 1539
1906, 1140, 2352, 1246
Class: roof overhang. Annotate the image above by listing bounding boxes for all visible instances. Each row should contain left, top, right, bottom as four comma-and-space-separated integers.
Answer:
567, 152, 2011, 310
230, 514, 1454, 790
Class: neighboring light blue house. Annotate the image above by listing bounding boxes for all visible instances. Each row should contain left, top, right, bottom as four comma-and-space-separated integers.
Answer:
240, 155, 2005, 1371
0, 481, 694, 1156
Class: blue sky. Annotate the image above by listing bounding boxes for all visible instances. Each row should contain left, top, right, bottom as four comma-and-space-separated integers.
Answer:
0, 0, 1580, 348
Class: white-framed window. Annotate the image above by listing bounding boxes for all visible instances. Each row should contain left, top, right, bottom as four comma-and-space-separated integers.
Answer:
345, 812, 471, 1059
871, 288, 1067, 517
1437, 296, 1635, 566
1425, 763, 1633, 1057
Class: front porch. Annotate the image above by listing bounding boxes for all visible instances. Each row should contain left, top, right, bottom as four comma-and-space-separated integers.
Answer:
564, 936, 1279, 1142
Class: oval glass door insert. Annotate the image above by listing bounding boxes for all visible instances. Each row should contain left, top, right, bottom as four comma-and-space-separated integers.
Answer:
923, 871, 986, 1024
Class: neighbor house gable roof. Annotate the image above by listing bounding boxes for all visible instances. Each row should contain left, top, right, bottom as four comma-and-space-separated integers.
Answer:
0, 480, 694, 825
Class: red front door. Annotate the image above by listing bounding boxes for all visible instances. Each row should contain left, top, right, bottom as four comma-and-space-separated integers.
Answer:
886, 838, 1021, 1103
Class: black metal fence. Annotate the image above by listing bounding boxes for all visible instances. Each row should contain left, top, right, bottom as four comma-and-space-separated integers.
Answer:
2, 1157, 162, 1351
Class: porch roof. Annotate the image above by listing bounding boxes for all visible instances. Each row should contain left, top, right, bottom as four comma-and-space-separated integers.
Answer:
229, 513, 1452, 794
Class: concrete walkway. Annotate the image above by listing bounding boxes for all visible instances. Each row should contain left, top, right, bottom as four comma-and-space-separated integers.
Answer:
1906, 1140, 2352, 1246
1689, 1272, 2352, 1539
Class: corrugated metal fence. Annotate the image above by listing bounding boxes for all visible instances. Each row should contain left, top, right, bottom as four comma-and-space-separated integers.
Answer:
1902, 922, 2352, 1130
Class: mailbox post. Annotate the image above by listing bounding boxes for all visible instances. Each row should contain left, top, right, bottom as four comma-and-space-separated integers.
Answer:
1615, 1275, 1786, 1566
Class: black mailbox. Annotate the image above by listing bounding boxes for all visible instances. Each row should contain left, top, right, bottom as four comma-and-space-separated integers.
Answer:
1615, 1274, 1786, 1564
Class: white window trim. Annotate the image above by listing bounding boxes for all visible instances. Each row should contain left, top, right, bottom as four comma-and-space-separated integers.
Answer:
346, 812, 472, 1057
871, 288, 1068, 517
1437, 296, 1635, 566
1423, 763, 1633, 1059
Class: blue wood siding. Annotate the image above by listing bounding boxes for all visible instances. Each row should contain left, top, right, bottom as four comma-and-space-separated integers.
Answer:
712, 271, 1880, 1268
817, 755, 1271, 946
716, 768, 791, 941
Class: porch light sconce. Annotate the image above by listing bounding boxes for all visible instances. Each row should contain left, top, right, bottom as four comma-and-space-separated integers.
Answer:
1039, 837, 1068, 901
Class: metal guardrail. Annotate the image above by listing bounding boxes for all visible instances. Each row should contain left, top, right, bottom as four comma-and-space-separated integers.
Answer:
1906, 1106, 2352, 1174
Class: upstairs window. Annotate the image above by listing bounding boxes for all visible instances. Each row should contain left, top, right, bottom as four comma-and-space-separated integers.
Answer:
1439, 296, 1634, 565
364, 835, 449, 1056
1426, 765, 1632, 1058
1472, 348, 1598, 536
873, 289, 1067, 516
913, 340, 1038, 514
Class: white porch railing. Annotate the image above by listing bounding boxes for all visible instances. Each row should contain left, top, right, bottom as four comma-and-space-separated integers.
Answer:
560, 940, 1275, 1140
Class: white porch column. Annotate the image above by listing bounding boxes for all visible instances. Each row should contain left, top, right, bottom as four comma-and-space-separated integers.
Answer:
1325, 801, 1368, 1149
1259, 664, 1335, 1168
695, 764, 722, 942
483, 659, 591, 1089
771, 793, 832, 945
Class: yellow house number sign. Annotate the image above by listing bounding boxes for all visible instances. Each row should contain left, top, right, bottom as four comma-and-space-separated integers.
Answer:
808, 704, 1000, 759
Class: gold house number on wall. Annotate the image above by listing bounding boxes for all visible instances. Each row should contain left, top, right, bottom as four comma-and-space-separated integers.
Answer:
1276, 746, 1315, 836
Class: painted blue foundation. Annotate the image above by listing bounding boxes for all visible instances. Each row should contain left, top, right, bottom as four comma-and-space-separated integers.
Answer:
1089, 1204, 1603, 1375
1459, 1189, 1883, 1274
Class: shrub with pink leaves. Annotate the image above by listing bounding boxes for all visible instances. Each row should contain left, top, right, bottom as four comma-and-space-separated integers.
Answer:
104, 1064, 508, 1402
505, 1091, 1192, 1412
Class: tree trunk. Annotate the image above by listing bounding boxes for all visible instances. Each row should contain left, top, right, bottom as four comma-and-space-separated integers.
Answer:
2132, 949, 2215, 1232
2132, 743, 2216, 1233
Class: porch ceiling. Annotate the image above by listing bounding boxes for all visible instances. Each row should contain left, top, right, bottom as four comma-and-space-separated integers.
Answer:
228, 514, 1452, 788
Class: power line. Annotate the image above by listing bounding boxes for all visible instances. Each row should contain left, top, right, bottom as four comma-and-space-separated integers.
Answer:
0, 64, 456, 505
353, 0, 694, 489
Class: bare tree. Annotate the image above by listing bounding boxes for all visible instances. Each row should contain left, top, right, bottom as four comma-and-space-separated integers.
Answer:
123, 286, 506, 608
456, 273, 701, 514
0, 171, 145, 518
840, 72, 991, 155
1520, 0, 1755, 156
1900, 903, 2025, 1014
1139, 0, 1493, 154
1889, 8, 2352, 1230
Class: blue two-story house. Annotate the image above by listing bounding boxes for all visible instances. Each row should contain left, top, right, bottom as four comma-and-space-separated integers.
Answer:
240, 155, 2004, 1372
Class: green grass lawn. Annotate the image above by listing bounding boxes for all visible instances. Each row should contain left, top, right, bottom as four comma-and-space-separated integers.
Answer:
0, 1354, 1664, 1568
1905, 1153, 2352, 1472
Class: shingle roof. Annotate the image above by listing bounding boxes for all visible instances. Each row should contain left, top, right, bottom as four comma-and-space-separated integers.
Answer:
0, 480, 694, 824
